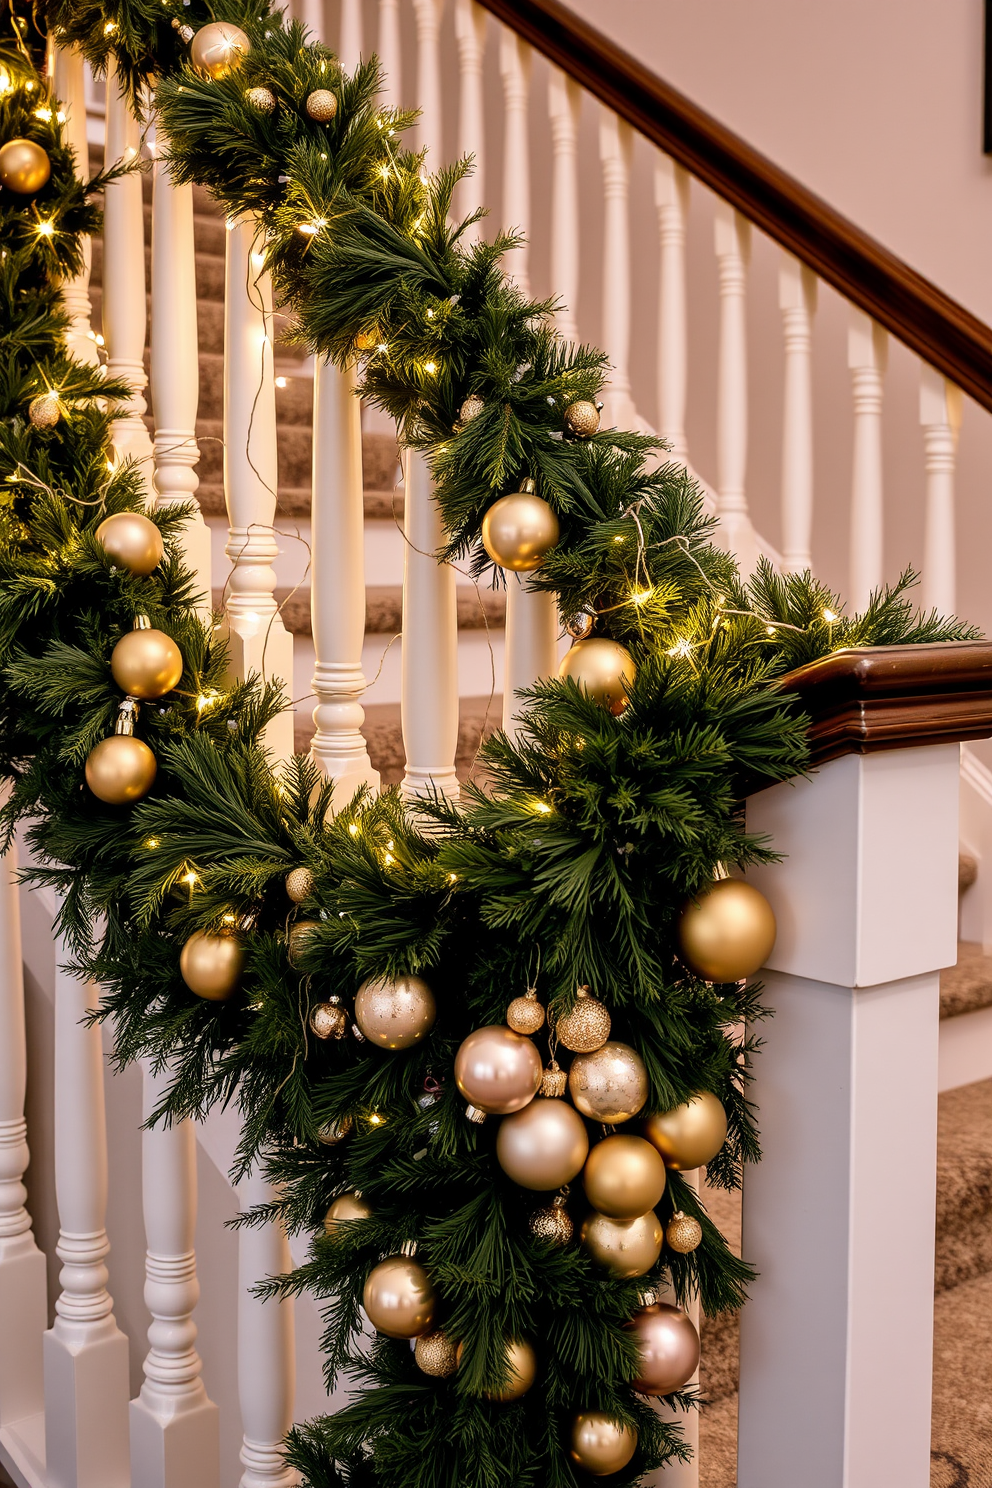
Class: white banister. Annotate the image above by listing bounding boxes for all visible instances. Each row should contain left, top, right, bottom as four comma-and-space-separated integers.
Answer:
599, 111, 638, 431
338, 0, 363, 73
919, 365, 962, 617
237, 1172, 298, 1488
378, 0, 402, 110
778, 255, 818, 575
847, 311, 888, 612
53, 47, 99, 367
714, 203, 758, 574
129, 1063, 219, 1488
502, 575, 558, 741
401, 448, 459, 799
499, 28, 532, 298
412, 0, 444, 163
548, 67, 581, 345
654, 154, 690, 466
454, 0, 487, 241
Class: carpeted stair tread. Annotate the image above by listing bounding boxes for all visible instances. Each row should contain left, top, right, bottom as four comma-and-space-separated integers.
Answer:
940, 942, 992, 1020
195, 428, 400, 519
293, 695, 502, 786
197, 483, 401, 521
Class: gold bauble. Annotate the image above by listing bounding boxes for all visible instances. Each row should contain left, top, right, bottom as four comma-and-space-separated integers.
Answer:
569, 1041, 648, 1124
643, 1091, 728, 1171
85, 733, 157, 805
496, 1097, 589, 1191
189, 21, 251, 79
459, 393, 485, 423
665, 1210, 703, 1254
539, 1060, 568, 1098
506, 989, 545, 1035
555, 986, 611, 1054
288, 919, 320, 965
581, 1209, 663, 1278
28, 391, 59, 428
323, 1191, 372, 1235
628, 1302, 700, 1395
563, 400, 601, 438
457, 1338, 537, 1401
316, 1116, 352, 1145
245, 85, 276, 112
354, 974, 436, 1050
96, 513, 165, 576
309, 1000, 347, 1040
481, 488, 559, 572
0, 138, 51, 194
570, 1413, 637, 1475
354, 329, 379, 352
677, 877, 776, 982
528, 1195, 574, 1246
285, 865, 314, 903
582, 1135, 667, 1219
110, 625, 183, 700
305, 88, 338, 122
179, 931, 244, 1001
559, 637, 636, 716
454, 1025, 542, 1115
363, 1256, 436, 1339
415, 1329, 459, 1378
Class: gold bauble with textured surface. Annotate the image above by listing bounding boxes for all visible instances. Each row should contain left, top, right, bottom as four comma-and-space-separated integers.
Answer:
305, 88, 338, 121
458, 393, 485, 423
496, 1097, 589, 1190
665, 1210, 703, 1254
363, 1256, 435, 1338
582, 1135, 667, 1219
285, 865, 314, 903
569, 1413, 637, 1475
309, 1000, 347, 1040
414, 1330, 458, 1378
189, 21, 250, 78
481, 487, 559, 572
85, 734, 157, 804
563, 399, 601, 438
0, 139, 51, 194
455, 1025, 542, 1114
28, 391, 59, 428
539, 1060, 567, 1098
628, 1302, 700, 1395
559, 637, 636, 716
677, 877, 776, 982
179, 931, 243, 1001
568, 1041, 648, 1124
96, 512, 165, 576
316, 1116, 352, 1145
323, 1191, 372, 1235
580, 1209, 663, 1278
555, 987, 611, 1054
506, 989, 544, 1035
245, 85, 276, 112
354, 974, 436, 1049
643, 1091, 728, 1171
111, 623, 183, 700
528, 1194, 574, 1246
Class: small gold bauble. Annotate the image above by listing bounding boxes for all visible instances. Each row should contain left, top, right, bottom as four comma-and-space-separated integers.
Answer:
666, 1210, 703, 1254
555, 987, 611, 1054
455, 1025, 542, 1114
0, 138, 51, 195
363, 1256, 436, 1339
245, 85, 276, 112
288, 919, 320, 965
309, 1000, 347, 1040
506, 989, 545, 1035
481, 488, 560, 572
285, 865, 314, 903
528, 1195, 574, 1246
559, 637, 636, 716
111, 625, 183, 701
85, 733, 157, 804
582, 1134, 667, 1220
189, 21, 251, 79
580, 1209, 663, 1278
539, 1060, 568, 1098
563, 399, 601, 438
496, 1098, 589, 1191
415, 1329, 459, 1378
179, 931, 244, 1001
568, 1041, 649, 1124
354, 329, 378, 352
323, 1191, 372, 1235
628, 1302, 700, 1395
316, 1116, 352, 1145
172, 17, 195, 42
643, 1091, 728, 1171
570, 1413, 637, 1475
677, 877, 776, 982
459, 393, 486, 423
28, 391, 59, 428
95, 513, 165, 576
305, 88, 338, 122
354, 974, 436, 1050
457, 1338, 537, 1401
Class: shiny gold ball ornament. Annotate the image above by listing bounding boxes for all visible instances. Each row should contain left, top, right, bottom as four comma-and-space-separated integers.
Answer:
414, 1330, 458, 1378
363, 1256, 435, 1338
506, 988, 545, 1035
323, 1191, 372, 1235
309, 1000, 347, 1040
111, 616, 183, 701
305, 88, 338, 122
666, 1210, 703, 1254
580, 1209, 663, 1278
555, 986, 611, 1054
528, 1194, 574, 1246
189, 21, 250, 79
570, 1414, 637, 1476
677, 877, 776, 982
563, 399, 601, 438
0, 138, 51, 194
539, 1060, 568, 1098
496, 1097, 589, 1190
245, 85, 276, 112
559, 637, 636, 716
481, 479, 560, 572
583, 1135, 667, 1219
354, 974, 436, 1050
628, 1302, 700, 1395
285, 866, 314, 903
28, 391, 59, 428
85, 701, 157, 805
95, 512, 165, 576
454, 1025, 542, 1115
316, 1116, 352, 1145
485, 1339, 537, 1401
569, 1041, 648, 1124
458, 393, 485, 423
643, 1090, 728, 1171
179, 931, 244, 1002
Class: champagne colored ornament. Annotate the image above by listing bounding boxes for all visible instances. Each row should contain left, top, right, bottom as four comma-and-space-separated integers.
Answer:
171, 16, 194, 42
559, 637, 636, 716
245, 85, 276, 112
496, 1098, 589, 1191
28, 391, 59, 428
111, 616, 183, 701
189, 21, 250, 78
569, 1041, 648, 1124
528, 1194, 574, 1246
95, 512, 165, 576
570, 1414, 637, 1475
415, 1330, 458, 1378
354, 329, 378, 352
85, 702, 156, 805
454, 1025, 542, 1115
643, 1091, 728, 1171
563, 399, 601, 438
323, 1191, 372, 1235
677, 877, 776, 982
309, 999, 347, 1040
305, 88, 338, 121
458, 393, 485, 423
628, 1302, 700, 1395
506, 988, 544, 1035
539, 1060, 567, 1098
665, 1211, 703, 1254
582, 1135, 667, 1219
456, 1338, 537, 1401
288, 919, 320, 964
481, 478, 560, 572
363, 1256, 435, 1338
0, 138, 51, 194
285, 865, 314, 903
316, 1116, 352, 1145
580, 1209, 663, 1278
179, 931, 243, 1002
354, 974, 436, 1050
555, 986, 611, 1054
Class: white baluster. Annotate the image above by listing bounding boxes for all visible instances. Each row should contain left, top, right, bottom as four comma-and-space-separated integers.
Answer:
237, 1172, 297, 1488
714, 203, 758, 574
338, 0, 363, 72
53, 47, 98, 367
222, 218, 295, 762
779, 255, 818, 575
920, 365, 962, 616
310, 357, 380, 798
413, 0, 444, 163
44, 952, 130, 1488
378, 0, 402, 110
654, 155, 690, 465
548, 67, 581, 344
454, 0, 487, 240
301, 0, 324, 43
401, 448, 459, 799
847, 310, 888, 612
599, 111, 638, 431
502, 576, 558, 741
499, 28, 531, 298
130, 1064, 219, 1488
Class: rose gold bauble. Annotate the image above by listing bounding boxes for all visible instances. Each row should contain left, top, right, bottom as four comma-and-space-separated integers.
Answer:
415, 1330, 458, 1378
481, 490, 559, 572
563, 400, 601, 438
179, 931, 244, 1001
316, 1116, 352, 1145
568, 1041, 648, 1124
285, 865, 314, 903
559, 638, 636, 716
95, 512, 165, 576
323, 1191, 372, 1235
528, 1194, 574, 1246
28, 391, 59, 428
582, 1135, 667, 1220
506, 990, 545, 1035
189, 21, 250, 78
555, 987, 611, 1053
0, 138, 51, 194
305, 88, 338, 121
457, 1338, 537, 1401
643, 1091, 728, 1171
85, 734, 157, 804
628, 1302, 700, 1395
496, 1098, 589, 1191
245, 85, 276, 112
677, 877, 776, 982
665, 1211, 703, 1253
354, 974, 436, 1050
569, 1414, 637, 1475
580, 1209, 663, 1278
110, 627, 183, 700
309, 1000, 347, 1039
363, 1256, 435, 1338
454, 1025, 542, 1115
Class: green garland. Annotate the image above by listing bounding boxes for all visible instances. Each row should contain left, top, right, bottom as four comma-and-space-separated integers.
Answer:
0, 9, 979, 1485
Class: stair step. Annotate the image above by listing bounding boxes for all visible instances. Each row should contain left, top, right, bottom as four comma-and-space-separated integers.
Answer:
258, 585, 505, 639
193, 430, 401, 521
293, 695, 503, 786
940, 943, 992, 1020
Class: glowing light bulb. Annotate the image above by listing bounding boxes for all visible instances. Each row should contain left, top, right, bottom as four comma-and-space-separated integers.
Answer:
348, 823, 359, 836
275, 376, 288, 389
823, 608, 838, 622
533, 801, 552, 815
631, 587, 653, 605
145, 838, 159, 850
423, 361, 437, 375
36, 220, 54, 237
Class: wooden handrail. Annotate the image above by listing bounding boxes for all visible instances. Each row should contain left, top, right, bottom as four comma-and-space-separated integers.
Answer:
476, 0, 992, 415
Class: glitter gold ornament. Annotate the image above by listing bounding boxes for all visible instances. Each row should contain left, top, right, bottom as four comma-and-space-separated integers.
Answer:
677, 877, 776, 982
496, 1098, 589, 1190
458, 393, 485, 423
570, 1414, 637, 1475
665, 1210, 703, 1254
363, 1256, 435, 1338
285, 865, 314, 903
189, 21, 250, 79
582, 1135, 667, 1220
457, 1338, 537, 1401
179, 931, 243, 1002
455, 1025, 542, 1115
95, 512, 165, 576
555, 986, 611, 1054
415, 1329, 458, 1378
323, 1191, 372, 1234
627, 1302, 700, 1395
111, 616, 183, 701
580, 1209, 663, 1278
305, 88, 338, 121
563, 399, 601, 438
28, 391, 59, 428
309, 999, 347, 1040
481, 479, 559, 572
559, 637, 636, 715
354, 974, 436, 1050
85, 701, 156, 805
643, 1091, 728, 1171
245, 85, 276, 112
568, 1041, 648, 1124
316, 1116, 352, 1145
0, 138, 51, 194
528, 1194, 574, 1246
506, 988, 544, 1035
539, 1060, 568, 1098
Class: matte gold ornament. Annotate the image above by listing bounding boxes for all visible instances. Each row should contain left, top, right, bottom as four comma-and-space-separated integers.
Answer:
496, 1097, 589, 1190
539, 1060, 567, 1098
677, 877, 776, 982
179, 931, 244, 1001
559, 637, 636, 716
414, 1329, 458, 1378
0, 138, 51, 194
457, 1337, 537, 1401
28, 391, 59, 428
582, 1135, 667, 1219
628, 1302, 700, 1395
528, 1194, 574, 1246
563, 399, 601, 438
506, 988, 545, 1035
569, 1041, 648, 1124
189, 21, 250, 79
665, 1210, 703, 1254
305, 88, 338, 121
458, 393, 485, 423
85, 701, 157, 805
363, 1256, 436, 1338
95, 512, 165, 576
580, 1209, 663, 1278
570, 1413, 637, 1475
643, 1091, 728, 1171
316, 1116, 352, 1145
323, 1191, 372, 1235
454, 1025, 542, 1115
111, 616, 183, 701
309, 999, 347, 1040
555, 986, 611, 1054
354, 974, 436, 1050
288, 919, 320, 964
245, 85, 276, 112
481, 479, 559, 572
285, 865, 314, 903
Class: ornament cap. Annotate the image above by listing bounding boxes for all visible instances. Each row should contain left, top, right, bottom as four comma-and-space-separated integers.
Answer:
465, 1103, 487, 1124
519, 476, 536, 495
114, 698, 139, 736
134, 613, 151, 630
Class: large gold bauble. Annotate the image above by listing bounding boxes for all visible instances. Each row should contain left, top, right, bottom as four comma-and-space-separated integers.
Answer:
179, 932, 244, 1001
415, 1330, 459, 1378
189, 21, 251, 79
354, 974, 436, 1050
496, 1097, 589, 1191
559, 637, 636, 716
285, 865, 314, 903
555, 987, 611, 1054
570, 1413, 637, 1475
96, 513, 165, 576
305, 88, 338, 121
528, 1195, 574, 1246
111, 627, 183, 700
563, 400, 601, 438
85, 734, 157, 805
454, 1025, 542, 1115
582, 1135, 667, 1219
643, 1091, 728, 1171
666, 1210, 703, 1254
28, 391, 60, 428
323, 1191, 372, 1235
316, 1116, 352, 1145
580, 1209, 663, 1278
569, 1041, 648, 1124
457, 1338, 537, 1401
506, 989, 544, 1035
309, 1000, 347, 1040
0, 138, 51, 194
677, 877, 776, 982
363, 1256, 435, 1338
628, 1302, 700, 1395
481, 491, 559, 572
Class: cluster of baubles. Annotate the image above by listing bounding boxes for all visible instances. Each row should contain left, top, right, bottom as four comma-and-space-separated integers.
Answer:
184, 21, 338, 124
306, 971, 437, 1049
0, 137, 51, 195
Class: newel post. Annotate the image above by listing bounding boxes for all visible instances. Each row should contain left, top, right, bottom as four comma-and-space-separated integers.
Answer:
738, 642, 992, 1488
